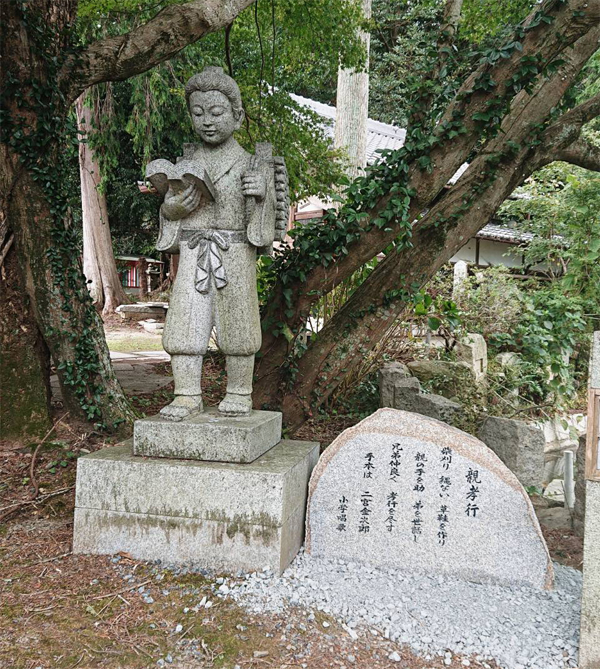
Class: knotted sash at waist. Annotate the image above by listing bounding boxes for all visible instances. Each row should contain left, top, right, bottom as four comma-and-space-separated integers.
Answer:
180, 228, 248, 294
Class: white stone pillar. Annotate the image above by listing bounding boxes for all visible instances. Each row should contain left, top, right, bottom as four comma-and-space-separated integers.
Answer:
452, 260, 469, 298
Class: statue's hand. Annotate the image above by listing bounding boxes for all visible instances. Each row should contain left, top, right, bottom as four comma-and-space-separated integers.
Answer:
241, 172, 266, 201
161, 183, 202, 220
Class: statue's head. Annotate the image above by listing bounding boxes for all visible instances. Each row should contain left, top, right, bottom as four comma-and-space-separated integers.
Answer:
185, 67, 244, 146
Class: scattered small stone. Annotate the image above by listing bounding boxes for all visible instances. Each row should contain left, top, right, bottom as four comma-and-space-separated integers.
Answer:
175, 624, 183, 633
322, 621, 330, 628
225, 551, 581, 669
253, 650, 269, 658
388, 650, 402, 662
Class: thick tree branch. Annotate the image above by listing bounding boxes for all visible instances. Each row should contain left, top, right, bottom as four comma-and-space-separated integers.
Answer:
61, 0, 256, 103
439, 0, 463, 48
556, 91, 600, 128
530, 91, 600, 170
255, 5, 600, 421
257, 10, 600, 382
421, 0, 600, 204
558, 137, 600, 171
409, 0, 463, 126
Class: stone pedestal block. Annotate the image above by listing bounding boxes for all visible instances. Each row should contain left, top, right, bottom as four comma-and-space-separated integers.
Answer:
133, 407, 282, 463
73, 439, 319, 575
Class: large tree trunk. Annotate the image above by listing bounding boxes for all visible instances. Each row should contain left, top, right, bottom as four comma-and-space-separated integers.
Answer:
1, 0, 134, 434
0, 181, 52, 438
334, 0, 372, 180
76, 96, 129, 315
254, 0, 600, 431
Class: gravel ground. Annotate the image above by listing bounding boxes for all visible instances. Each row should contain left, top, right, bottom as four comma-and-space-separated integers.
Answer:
219, 551, 581, 669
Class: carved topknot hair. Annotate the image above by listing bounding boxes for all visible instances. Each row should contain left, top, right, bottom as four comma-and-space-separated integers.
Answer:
185, 66, 243, 112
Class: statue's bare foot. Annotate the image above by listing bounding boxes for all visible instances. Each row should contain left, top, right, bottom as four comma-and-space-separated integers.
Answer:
218, 393, 252, 417
160, 395, 203, 422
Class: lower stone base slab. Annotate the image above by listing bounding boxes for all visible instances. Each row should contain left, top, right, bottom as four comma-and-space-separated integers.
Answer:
73, 439, 319, 575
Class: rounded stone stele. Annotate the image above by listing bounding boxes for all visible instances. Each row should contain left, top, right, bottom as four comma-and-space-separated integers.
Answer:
306, 408, 553, 590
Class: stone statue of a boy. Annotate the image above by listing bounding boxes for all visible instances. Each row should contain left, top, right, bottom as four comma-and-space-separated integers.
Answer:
147, 67, 288, 420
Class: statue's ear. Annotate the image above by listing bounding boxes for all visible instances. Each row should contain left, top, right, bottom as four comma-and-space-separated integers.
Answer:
234, 108, 245, 131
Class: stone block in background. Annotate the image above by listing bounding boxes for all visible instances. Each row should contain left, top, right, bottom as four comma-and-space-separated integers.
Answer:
139, 319, 164, 334
116, 302, 168, 321
496, 352, 521, 369
306, 408, 553, 590
479, 416, 544, 489
394, 378, 462, 424
73, 439, 319, 575
407, 359, 473, 399
379, 366, 462, 425
133, 407, 282, 463
378, 361, 410, 408
455, 333, 488, 382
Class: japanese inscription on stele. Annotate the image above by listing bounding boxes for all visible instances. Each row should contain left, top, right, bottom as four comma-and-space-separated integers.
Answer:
306, 409, 553, 590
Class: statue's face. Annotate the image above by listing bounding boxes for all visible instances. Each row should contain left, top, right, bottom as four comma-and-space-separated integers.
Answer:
189, 90, 243, 145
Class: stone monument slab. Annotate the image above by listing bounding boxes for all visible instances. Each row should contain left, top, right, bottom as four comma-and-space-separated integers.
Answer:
133, 407, 282, 462
306, 408, 553, 590
74, 439, 319, 574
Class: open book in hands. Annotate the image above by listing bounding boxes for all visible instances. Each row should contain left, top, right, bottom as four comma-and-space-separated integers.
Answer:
145, 159, 216, 203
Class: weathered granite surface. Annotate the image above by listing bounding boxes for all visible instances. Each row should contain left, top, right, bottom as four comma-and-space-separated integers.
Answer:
479, 415, 545, 488
306, 408, 553, 590
580, 480, 600, 669
73, 439, 319, 574
133, 407, 282, 463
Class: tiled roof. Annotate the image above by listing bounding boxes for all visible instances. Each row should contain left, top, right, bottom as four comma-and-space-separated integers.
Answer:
475, 224, 536, 244
476, 223, 565, 246
289, 93, 405, 164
